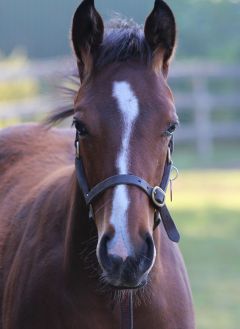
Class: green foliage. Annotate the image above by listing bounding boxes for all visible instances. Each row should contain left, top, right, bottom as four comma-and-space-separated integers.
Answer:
0, 0, 239, 61
0, 80, 38, 102
0, 56, 39, 101
168, 0, 240, 61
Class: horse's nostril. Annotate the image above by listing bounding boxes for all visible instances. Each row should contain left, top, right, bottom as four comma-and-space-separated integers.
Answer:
98, 234, 112, 271
138, 233, 155, 272
145, 234, 154, 259
99, 232, 155, 268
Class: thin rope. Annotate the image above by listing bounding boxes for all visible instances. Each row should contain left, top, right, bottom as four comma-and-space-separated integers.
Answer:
120, 291, 133, 329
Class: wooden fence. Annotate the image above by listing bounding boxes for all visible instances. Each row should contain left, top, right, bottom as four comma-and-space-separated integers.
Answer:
170, 62, 240, 156
0, 58, 240, 156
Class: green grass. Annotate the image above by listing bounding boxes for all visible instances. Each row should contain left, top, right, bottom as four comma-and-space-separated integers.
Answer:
167, 170, 240, 329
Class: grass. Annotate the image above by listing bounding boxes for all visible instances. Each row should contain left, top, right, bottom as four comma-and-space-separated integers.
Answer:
167, 170, 240, 329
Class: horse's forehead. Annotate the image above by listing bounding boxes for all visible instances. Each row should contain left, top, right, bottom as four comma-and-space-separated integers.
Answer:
104, 63, 168, 97
76, 63, 175, 128
92, 64, 171, 108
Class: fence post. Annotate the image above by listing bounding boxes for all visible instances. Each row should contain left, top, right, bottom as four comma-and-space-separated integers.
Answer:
192, 77, 213, 157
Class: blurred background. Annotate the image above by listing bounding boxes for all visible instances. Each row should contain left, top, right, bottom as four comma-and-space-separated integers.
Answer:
0, 0, 239, 328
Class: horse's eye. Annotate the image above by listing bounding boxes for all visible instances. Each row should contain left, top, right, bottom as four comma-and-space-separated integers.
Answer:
73, 118, 88, 137
165, 123, 178, 136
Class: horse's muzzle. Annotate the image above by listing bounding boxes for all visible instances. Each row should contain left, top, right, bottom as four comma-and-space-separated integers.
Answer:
97, 233, 155, 288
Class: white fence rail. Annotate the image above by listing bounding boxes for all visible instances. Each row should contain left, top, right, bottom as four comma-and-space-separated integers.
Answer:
0, 58, 239, 156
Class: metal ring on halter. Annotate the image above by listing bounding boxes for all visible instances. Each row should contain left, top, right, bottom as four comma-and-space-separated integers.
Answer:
170, 166, 179, 181
151, 186, 166, 208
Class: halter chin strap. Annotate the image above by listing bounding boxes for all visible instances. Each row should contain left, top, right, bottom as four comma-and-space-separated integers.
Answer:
75, 134, 180, 243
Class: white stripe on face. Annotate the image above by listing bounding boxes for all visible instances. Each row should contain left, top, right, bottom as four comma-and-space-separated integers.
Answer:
108, 81, 139, 259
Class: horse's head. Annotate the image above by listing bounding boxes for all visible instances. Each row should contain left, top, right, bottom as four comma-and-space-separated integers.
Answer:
72, 0, 178, 289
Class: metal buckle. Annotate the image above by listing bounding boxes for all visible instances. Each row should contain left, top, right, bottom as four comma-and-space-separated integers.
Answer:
152, 186, 166, 208
76, 141, 80, 159
89, 204, 94, 221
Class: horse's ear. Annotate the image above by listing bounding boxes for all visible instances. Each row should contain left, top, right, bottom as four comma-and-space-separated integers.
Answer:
144, 0, 176, 77
71, 0, 104, 81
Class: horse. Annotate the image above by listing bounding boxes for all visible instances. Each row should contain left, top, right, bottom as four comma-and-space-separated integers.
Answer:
0, 0, 195, 328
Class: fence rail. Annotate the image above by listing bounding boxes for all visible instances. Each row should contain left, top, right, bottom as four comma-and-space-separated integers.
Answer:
0, 58, 239, 156
170, 63, 240, 155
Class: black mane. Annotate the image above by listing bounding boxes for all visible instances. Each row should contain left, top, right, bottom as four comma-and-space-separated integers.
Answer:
47, 18, 151, 125
95, 18, 151, 69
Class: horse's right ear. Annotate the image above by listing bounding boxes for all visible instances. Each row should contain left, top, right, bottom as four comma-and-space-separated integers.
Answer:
71, 0, 104, 81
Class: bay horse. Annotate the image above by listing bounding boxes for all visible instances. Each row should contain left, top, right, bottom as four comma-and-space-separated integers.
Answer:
0, 0, 195, 328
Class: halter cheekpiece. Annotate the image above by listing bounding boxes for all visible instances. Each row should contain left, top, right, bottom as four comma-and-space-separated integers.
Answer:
75, 132, 180, 243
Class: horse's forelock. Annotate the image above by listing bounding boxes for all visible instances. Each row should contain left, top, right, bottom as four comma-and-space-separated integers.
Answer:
96, 18, 152, 69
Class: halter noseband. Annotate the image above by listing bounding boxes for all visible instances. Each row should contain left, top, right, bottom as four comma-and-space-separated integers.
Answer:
75, 133, 180, 243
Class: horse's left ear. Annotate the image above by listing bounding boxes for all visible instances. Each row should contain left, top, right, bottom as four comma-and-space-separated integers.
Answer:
71, 0, 104, 81
144, 0, 176, 77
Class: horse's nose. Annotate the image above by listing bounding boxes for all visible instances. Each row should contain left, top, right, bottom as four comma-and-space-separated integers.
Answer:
98, 233, 155, 288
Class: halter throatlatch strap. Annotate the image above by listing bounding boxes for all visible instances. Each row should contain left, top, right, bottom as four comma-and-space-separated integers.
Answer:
75, 135, 180, 243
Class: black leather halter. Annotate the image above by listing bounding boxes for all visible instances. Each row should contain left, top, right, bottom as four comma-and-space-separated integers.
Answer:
75, 133, 180, 243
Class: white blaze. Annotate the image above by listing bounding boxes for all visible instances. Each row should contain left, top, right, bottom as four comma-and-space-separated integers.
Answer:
109, 81, 139, 259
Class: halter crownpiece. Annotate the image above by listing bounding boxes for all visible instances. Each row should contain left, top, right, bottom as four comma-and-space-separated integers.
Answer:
75, 132, 180, 243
